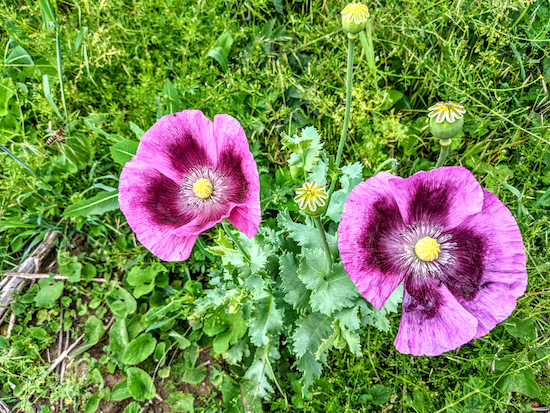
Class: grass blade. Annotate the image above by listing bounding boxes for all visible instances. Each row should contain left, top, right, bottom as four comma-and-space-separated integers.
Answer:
64, 191, 120, 217
39, 0, 57, 30
56, 33, 68, 119
510, 44, 526, 81
43, 74, 64, 121
0, 144, 63, 200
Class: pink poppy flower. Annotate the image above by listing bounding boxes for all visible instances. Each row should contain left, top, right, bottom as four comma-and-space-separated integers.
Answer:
338, 166, 527, 356
119, 110, 260, 261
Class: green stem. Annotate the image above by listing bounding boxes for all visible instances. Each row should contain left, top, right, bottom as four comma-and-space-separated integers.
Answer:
327, 38, 355, 201
222, 219, 250, 261
435, 141, 451, 169
374, 158, 398, 175
313, 215, 332, 276
365, 20, 375, 73
56, 33, 68, 120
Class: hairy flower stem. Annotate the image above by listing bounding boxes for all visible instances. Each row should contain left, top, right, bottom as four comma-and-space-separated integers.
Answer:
313, 215, 333, 276
328, 38, 356, 201
374, 158, 398, 175
435, 140, 451, 168
222, 219, 251, 262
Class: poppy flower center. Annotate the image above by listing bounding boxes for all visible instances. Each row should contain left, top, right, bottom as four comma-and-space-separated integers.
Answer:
193, 178, 213, 199
414, 236, 440, 262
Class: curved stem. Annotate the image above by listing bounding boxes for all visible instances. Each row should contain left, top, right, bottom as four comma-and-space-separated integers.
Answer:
313, 215, 333, 276
374, 158, 398, 175
328, 38, 356, 201
435, 143, 451, 169
222, 219, 250, 262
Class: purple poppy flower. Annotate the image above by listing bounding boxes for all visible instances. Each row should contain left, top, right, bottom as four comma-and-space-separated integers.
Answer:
338, 166, 527, 356
119, 110, 261, 261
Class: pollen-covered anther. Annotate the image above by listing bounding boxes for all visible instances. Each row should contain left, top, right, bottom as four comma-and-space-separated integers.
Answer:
414, 236, 440, 262
193, 178, 213, 199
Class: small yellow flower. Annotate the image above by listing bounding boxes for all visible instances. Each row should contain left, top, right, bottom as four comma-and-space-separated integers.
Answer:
341, 2, 370, 25
294, 182, 328, 213
427, 101, 466, 124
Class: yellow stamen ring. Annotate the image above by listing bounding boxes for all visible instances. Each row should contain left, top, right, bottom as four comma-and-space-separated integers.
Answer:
193, 178, 213, 199
414, 237, 440, 262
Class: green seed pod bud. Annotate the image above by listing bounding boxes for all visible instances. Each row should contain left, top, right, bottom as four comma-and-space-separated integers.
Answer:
341, 2, 370, 36
428, 101, 466, 140
294, 182, 328, 217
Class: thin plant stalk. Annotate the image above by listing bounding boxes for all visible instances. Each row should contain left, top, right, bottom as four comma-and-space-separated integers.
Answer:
360, 20, 376, 74
313, 215, 332, 276
222, 219, 250, 261
435, 141, 451, 168
56, 33, 68, 120
374, 158, 398, 175
328, 38, 355, 200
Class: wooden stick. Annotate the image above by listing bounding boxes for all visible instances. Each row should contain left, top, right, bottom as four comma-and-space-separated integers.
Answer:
6, 313, 15, 339
0, 400, 12, 413
0, 231, 59, 321
2, 272, 116, 284
48, 334, 85, 372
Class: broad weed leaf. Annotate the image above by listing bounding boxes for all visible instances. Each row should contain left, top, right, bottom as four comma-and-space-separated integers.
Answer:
122, 333, 157, 365
127, 367, 155, 401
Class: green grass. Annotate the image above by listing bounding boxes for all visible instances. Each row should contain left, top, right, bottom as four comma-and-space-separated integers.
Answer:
1, 0, 549, 412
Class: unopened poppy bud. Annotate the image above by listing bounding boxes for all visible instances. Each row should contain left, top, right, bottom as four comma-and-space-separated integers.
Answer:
428, 101, 466, 140
294, 182, 328, 217
341, 2, 370, 38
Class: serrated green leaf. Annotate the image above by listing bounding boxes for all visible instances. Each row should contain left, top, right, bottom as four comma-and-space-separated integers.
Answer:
295, 351, 325, 397
277, 209, 337, 255
64, 191, 120, 217
244, 346, 280, 400
110, 140, 138, 165
283, 126, 323, 173
292, 312, 333, 357
122, 333, 157, 365
326, 162, 364, 223
279, 252, 311, 313
248, 292, 283, 346
333, 305, 361, 330
298, 249, 358, 316
361, 283, 403, 332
